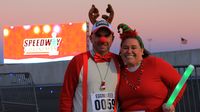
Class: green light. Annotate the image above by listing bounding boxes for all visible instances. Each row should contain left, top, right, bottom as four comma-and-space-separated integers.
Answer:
166, 64, 194, 108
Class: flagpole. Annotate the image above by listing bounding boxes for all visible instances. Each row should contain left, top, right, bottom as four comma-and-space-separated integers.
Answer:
179, 41, 182, 51
180, 37, 188, 51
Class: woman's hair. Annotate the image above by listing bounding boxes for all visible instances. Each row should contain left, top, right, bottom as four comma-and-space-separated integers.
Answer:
143, 48, 151, 58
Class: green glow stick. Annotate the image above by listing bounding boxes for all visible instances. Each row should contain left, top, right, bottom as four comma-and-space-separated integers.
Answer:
166, 64, 194, 108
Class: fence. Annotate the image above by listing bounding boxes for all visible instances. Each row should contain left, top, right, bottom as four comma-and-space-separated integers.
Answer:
0, 72, 39, 112
175, 65, 200, 112
0, 65, 200, 112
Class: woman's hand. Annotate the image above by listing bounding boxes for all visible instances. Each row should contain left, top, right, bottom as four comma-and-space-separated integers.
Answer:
162, 103, 175, 112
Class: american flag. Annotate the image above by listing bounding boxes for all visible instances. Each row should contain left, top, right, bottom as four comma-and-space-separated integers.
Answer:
181, 37, 187, 44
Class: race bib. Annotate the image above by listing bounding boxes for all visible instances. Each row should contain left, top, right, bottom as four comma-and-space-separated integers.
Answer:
91, 92, 115, 112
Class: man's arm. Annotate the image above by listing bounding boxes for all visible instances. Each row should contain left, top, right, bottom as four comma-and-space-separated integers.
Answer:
60, 54, 84, 112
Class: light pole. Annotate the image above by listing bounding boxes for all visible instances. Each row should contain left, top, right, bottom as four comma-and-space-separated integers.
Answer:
147, 38, 152, 52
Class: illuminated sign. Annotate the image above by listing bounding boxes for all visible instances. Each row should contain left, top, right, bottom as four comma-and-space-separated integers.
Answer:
3, 22, 88, 64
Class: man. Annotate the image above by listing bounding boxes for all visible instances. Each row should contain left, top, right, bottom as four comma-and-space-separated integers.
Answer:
60, 5, 120, 112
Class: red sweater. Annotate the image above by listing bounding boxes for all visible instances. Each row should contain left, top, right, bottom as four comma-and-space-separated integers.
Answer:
118, 56, 186, 112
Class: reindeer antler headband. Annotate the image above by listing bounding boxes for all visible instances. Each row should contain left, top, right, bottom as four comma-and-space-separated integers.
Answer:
88, 4, 114, 24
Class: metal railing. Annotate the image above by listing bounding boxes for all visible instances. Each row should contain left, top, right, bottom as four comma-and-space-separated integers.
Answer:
0, 72, 39, 112
174, 65, 200, 112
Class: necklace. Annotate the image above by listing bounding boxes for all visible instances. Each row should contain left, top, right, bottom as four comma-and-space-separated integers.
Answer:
95, 62, 110, 91
122, 62, 144, 91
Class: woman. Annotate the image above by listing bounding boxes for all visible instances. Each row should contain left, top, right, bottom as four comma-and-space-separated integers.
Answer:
117, 23, 186, 112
